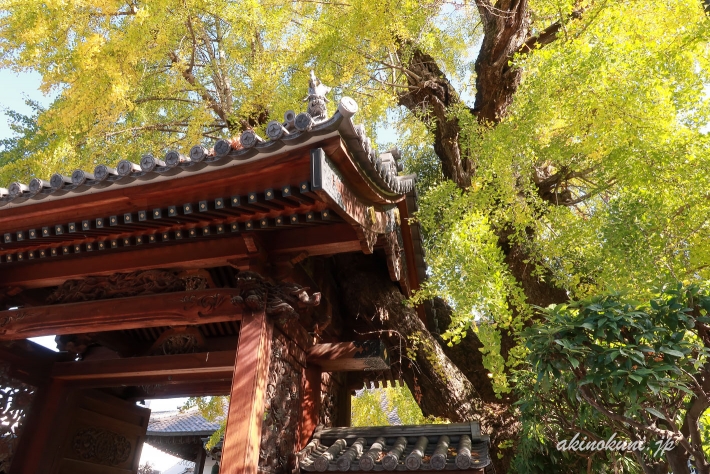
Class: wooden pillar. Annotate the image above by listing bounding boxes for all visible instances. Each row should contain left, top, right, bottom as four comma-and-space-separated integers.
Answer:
220, 310, 273, 474
336, 373, 352, 427
11, 379, 71, 474
298, 366, 321, 449
195, 445, 207, 474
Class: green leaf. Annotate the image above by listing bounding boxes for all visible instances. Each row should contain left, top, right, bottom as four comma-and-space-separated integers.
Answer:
645, 407, 666, 420
659, 347, 684, 358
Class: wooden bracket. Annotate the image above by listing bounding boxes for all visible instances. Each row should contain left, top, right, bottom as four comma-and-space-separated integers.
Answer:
310, 148, 397, 256
382, 230, 410, 294
307, 340, 389, 372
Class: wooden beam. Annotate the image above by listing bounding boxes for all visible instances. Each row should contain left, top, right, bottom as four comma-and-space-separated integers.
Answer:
310, 148, 398, 254
52, 350, 237, 382
1, 224, 360, 289
307, 340, 389, 372
261, 223, 360, 256
125, 380, 233, 400
0, 289, 245, 340
0, 339, 61, 386
0, 237, 249, 289
221, 310, 273, 474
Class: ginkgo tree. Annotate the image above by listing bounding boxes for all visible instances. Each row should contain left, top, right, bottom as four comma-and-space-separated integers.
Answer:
2, 0, 710, 472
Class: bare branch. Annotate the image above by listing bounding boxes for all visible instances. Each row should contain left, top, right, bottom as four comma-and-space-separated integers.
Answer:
517, 8, 585, 55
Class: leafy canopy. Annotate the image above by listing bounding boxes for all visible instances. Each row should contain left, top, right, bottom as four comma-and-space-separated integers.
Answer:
518, 284, 710, 471
0, 0, 474, 183
411, 0, 710, 392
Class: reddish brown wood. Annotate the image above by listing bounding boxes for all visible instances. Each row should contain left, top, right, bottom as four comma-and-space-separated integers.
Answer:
263, 223, 360, 256
0, 289, 245, 340
52, 350, 237, 382
0, 139, 346, 233
12, 379, 71, 474
307, 341, 389, 372
32, 389, 150, 474
298, 367, 321, 450
221, 310, 273, 474
0, 237, 249, 288
311, 149, 395, 254
126, 379, 233, 400
328, 141, 405, 206
0, 340, 59, 386
2, 224, 360, 289
336, 374, 352, 427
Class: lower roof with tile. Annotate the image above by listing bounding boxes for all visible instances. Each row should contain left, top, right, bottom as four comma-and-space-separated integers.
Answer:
298, 423, 493, 473
147, 409, 221, 437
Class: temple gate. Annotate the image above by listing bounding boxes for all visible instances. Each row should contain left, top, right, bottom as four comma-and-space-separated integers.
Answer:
0, 76, 492, 473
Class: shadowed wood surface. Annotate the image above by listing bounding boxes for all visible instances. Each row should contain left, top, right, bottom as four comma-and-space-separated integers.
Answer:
0, 289, 246, 339
307, 340, 389, 372
221, 310, 273, 474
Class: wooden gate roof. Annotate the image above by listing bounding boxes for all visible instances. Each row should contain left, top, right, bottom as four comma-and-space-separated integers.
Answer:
0, 95, 427, 299
0, 99, 414, 209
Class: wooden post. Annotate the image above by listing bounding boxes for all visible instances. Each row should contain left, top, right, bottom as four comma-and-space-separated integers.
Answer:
299, 367, 321, 450
220, 310, 272, 474
336, 373, 352, 427
195, 445, 207, 474
11, 379, 71, 474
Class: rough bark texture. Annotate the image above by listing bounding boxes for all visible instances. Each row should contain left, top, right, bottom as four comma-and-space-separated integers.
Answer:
398, 48, 474, 189
332, 254, 518, 473
388, 4, 583, 471
473, 0, 530, 123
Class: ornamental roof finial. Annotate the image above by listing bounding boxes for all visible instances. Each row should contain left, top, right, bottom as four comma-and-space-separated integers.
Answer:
304, 70, 331, 121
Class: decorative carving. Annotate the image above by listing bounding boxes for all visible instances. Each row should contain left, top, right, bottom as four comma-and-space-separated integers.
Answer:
72, 428, 132, 466
47, 269, 208, 304
149, 327, 205, 355
56, 334, 93, 356
355, 225, 378, 254
0, 311, 24, 328
139, 384, 164, 396
160, 334, 199, 354
180, 294, 227, 317
383, 228, 409, 293
319, 372, 340, 428
259, 335, 301, 473
304, 70, 331, 121
0, 362, 36, 472
230, 272, 321, 320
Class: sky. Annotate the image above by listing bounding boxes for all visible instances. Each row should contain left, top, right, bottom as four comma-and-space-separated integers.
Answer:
0, 69, 49, 140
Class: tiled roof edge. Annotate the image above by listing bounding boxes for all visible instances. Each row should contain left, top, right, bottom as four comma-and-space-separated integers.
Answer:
0, 98, 415, 209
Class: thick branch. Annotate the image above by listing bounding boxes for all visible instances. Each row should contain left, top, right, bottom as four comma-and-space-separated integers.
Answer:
397, 47, 473, 189
332, 254, 517, 473
517, 8, 585, 55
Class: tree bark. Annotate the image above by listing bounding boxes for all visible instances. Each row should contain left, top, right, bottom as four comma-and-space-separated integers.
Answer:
332, 254, 518, 472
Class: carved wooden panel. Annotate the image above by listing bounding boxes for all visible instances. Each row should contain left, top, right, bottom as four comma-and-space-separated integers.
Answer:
72, 428, 132, 466
259, 334, 302, 473
56, 390, 149, 474
46, 269, 207, 304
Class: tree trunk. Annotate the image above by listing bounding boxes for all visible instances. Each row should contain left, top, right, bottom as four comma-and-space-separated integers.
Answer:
332, 254, 518, 473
